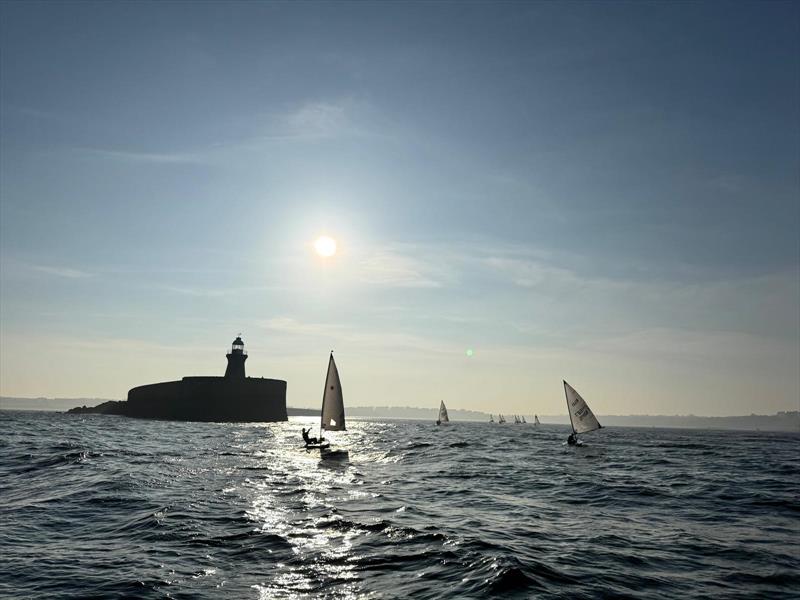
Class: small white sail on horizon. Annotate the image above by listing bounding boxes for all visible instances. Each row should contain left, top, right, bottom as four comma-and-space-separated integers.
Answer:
321, 352, 346, 433
521, 415, 527, 424
437, 400, 450, 425
498, 414, 506, 424
489, 414, 494, 423
534, 414, 541, 426
564, 380, 601, 435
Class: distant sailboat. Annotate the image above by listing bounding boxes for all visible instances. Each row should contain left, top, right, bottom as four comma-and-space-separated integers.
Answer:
514, 415, 521, 424
534, 414, 541, 426
436, 400, 450, 426
489, 414, 494, 423
563, 380, 601, 445
521, 415, 527, 424
312, 352, 347, 455
498, 414, 506, 424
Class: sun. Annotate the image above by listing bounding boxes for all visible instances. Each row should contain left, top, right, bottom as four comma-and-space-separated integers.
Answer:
314, 235, 337, 257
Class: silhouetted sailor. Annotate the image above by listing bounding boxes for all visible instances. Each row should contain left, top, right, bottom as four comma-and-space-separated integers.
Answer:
302, 427, 320, 445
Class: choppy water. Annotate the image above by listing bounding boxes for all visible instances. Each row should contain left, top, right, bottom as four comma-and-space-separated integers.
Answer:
1, 410, 798, 599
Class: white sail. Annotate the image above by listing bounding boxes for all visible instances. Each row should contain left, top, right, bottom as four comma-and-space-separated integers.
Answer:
563, 380, 601, 434
498, 414, 506, 424
438, 401, 449, 423
522, 416, 527, 423
489, 414, 494, 423
534, 414, 540, 426
321, 353, 346, 431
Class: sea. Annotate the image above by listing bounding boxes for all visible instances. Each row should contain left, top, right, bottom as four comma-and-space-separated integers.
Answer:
1, 410, 798, 599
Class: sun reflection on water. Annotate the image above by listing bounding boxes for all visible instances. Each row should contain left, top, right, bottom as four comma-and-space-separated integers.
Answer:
240, 419, 381, 598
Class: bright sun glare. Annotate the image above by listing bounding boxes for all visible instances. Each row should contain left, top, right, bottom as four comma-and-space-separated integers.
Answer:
314, 235, 337, 257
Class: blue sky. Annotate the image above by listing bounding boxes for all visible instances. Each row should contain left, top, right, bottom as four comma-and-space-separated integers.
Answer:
1, 1, 798, 415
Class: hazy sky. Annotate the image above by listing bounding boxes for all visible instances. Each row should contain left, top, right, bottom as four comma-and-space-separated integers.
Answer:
1, 1, 798, 416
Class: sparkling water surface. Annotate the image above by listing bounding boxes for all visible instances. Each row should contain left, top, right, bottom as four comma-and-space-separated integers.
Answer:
1, 410, 798, 599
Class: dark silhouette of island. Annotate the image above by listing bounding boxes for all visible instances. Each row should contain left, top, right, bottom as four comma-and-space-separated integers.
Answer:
65, 337, 287, 422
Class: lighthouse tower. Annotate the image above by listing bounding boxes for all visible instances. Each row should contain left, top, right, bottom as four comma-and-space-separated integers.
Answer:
225, 336, 248, 378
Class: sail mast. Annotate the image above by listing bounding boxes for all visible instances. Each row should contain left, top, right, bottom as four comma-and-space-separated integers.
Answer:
563, 380, 576, 434
320, 352, 333, 439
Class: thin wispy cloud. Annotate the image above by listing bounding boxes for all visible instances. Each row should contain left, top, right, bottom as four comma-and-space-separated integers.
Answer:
577, 327, 799, 366
258, 316, 460, 356
482, 256, 580, 290
259, 317, 342, 337
32, 265, 93, 279
65, 98, 377, 169
74, 147, 204, 165
356, 249, 443, 289
284, 101, 350, 137
159, 284, 286, 297
8, 105, 62, 121
0, 259, 93, 280
255, 96, 386, 141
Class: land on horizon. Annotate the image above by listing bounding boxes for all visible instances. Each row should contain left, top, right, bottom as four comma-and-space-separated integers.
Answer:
2, 397, 797, 431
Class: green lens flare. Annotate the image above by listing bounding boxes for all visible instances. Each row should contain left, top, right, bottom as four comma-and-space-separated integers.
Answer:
466, 349, 474, 357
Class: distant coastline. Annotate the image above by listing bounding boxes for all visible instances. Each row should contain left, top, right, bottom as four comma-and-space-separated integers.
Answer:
332, 406, 800, 432
1, 397, 797, 432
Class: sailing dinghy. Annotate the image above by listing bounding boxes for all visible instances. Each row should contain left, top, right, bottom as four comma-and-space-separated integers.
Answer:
498, 414, 506, 424
308, 352, 347, 456
436, 401, 450, 426
563, 380, 602, 445
534, 414, 541, 426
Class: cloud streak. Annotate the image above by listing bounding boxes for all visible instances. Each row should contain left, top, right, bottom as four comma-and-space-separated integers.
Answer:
32, 265, 93, 278
355, 249, 443, 289
258, 316, 460, 356
74, 147, 205, 165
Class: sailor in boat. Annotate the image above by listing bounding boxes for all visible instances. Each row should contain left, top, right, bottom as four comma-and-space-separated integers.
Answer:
302, 427, 323, 446
567, 432, 578, 446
